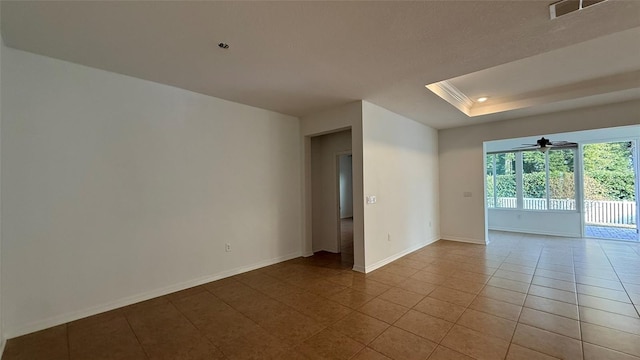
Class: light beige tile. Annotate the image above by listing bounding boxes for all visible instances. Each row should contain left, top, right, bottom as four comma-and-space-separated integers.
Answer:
500, 263, 536, 275
487, 277, 530, 293
583, 342, 640, 360
576, 274, 625, 291
582, 322, 640, 357
524, 295, 579, 320
580, 307, 640, 335
512, 324, 582, 360
534, 269, 575, 282
576, 284, 631, 304
531, 276, 576, 292
578, 293, 639, 318
441, 324, 510, 360
528, 285, 577, 305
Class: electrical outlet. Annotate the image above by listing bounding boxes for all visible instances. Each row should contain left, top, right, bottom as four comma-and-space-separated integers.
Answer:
429, 221, 432, 228
225, 243, 231, 252
387, 233, 391, 242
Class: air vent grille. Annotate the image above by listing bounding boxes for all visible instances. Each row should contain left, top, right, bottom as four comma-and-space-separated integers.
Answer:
550, 0, 608, 19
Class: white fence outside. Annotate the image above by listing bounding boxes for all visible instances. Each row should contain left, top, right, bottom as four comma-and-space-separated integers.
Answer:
487, 197, 637, 226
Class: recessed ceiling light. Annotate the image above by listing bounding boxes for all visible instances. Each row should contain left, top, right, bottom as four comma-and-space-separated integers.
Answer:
476, 97, 488, 103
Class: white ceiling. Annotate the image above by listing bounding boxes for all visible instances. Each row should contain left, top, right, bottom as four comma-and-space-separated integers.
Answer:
2, 1, 640, 129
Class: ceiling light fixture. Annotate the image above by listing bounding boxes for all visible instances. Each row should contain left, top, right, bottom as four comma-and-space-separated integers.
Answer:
218, 42, 230, 49
476, 97, 488, 103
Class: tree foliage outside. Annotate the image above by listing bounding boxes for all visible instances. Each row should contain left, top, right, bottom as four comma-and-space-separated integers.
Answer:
584, 142, 635, 201
487, 142, 635, 204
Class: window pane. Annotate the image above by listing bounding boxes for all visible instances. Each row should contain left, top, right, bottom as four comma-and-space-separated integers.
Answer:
549, 149, 576, 210
486, 154, 495, 208
523, 151, 547, 210
495, 153, 516, 208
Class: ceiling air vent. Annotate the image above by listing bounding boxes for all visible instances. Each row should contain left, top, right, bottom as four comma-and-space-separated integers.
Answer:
550, 0, 608, 19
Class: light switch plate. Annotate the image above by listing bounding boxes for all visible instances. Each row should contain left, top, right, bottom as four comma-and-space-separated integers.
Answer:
366, 195, 377, 204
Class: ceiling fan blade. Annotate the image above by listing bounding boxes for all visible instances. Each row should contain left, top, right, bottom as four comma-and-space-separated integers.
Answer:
550, 143, 578, 149
549, 140, 576, 146
513, 144, 538, 148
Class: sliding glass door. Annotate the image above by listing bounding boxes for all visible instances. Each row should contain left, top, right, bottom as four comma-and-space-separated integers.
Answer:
583, 140, 638, 241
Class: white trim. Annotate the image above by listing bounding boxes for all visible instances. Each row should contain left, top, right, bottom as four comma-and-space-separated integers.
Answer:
440, 234, 486, 245
489, 226, 580, 238
425, 81, 472, 116
0, 337, 5, 357
364, 236, 440, 273
4, 251, 301, 339
352, 265, 366, 273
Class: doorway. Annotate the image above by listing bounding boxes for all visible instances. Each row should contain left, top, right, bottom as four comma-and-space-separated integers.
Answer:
309, 129, 353, 263
337, 153, 354, 265
583, 140, 638, 241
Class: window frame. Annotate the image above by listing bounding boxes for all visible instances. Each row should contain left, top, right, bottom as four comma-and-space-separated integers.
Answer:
486, 148, 578, 213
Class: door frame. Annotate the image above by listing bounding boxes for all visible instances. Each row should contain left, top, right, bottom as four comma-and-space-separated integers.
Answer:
581, 137, 640, 241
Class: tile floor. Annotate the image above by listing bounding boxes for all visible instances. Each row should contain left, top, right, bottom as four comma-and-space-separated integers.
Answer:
585, 225, 638, 241
4, 231, 640, 360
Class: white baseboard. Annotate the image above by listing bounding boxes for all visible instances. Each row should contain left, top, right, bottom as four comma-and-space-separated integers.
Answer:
4, 251, 302, 339
364, 236, 439, 273
352, 264, 365, 273
440, 234, 486, 245
489, 227, 580, 238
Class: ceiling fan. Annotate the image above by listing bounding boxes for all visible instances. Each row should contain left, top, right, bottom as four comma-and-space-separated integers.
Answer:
513, 137, 578, 153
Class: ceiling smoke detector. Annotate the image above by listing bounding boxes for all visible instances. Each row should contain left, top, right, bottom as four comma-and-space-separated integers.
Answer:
550, 0, 608, 19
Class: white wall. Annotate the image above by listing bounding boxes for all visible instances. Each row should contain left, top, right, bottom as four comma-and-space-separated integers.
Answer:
301, 102, 365, 271
439, 100, 640, 244
339, 155, 353, 218
1, 47, 302, 337
361, 102, 440, 272
311, 130, 351, 252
